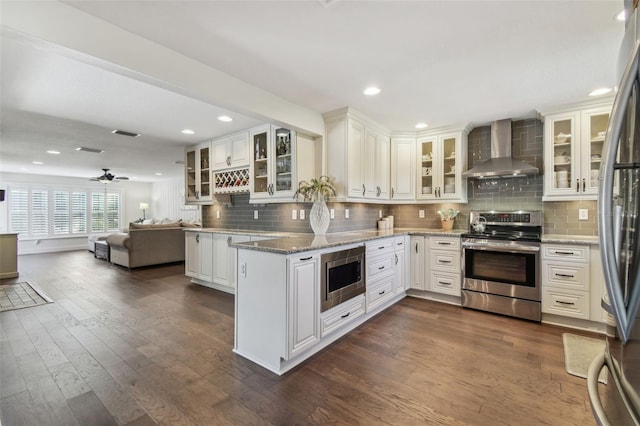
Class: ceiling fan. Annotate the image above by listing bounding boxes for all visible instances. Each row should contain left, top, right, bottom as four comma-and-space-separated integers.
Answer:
90, 168, 129, 183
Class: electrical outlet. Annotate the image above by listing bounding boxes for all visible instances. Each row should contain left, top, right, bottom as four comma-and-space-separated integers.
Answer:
254, 210, 259, 220
299, 209, 305, 220
579, 209, 588, 220
292, 209, 297, 220
419, 210, 425, 219
345, 209, 350, 219
216, 210, 220, 219
379, 209, 383, 218
330, 209, 335, 219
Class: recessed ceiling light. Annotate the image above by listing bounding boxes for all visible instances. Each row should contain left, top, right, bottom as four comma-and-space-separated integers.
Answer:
217, 115, 233, 122
47, 150, 61, 155
616, 10, 625, 21
589, 87, 612, 96
32, 161, 43, 165
112, 129, 140, 137
415, 123, 429, 129
155, 173, 163, 176
76, 146, 104, 153
363, 86, 381, 96
181, 129, 195, 135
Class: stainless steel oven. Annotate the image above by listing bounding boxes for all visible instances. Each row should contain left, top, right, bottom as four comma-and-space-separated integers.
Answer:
461, 211, 542, 322
321, 246, 365, 312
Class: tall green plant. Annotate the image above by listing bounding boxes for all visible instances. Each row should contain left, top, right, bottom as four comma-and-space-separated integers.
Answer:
293, 176, 337, 202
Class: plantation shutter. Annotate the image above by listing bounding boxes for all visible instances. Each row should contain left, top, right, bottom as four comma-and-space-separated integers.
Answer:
53, 191, 70, 234
91, 192, 105, 232
106, 193, 120, 232
72, 192, 87, 234
31, 189, 49, 235
9, 188, 29, 233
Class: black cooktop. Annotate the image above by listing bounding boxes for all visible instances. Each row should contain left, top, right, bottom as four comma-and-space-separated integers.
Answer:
461, 229, 541, 242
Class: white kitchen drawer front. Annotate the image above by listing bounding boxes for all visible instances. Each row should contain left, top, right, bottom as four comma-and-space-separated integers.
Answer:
542, 245, 589, 262
366, 238, 395, 256
429, 271, 461, 296
366, 277, 395, 311
394, 236, 406, 250
320, 295, 366, 338
430, 250, 461, 273
366, 254, 394, 281
430, 237, 460, 251
543, 261, 589, 291
542, 288, 590, 320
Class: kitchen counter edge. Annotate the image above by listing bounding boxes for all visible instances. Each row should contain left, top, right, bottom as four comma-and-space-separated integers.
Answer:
541, 234, 599, 245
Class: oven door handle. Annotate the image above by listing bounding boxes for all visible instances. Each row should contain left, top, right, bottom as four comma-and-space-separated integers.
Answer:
461, 242, 540, 253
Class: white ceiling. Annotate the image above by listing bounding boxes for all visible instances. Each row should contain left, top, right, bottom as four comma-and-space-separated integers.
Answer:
0, 0, 625, 182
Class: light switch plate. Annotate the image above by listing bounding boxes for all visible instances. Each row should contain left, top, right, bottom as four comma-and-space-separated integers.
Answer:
330, 209, 335, 219
216, 210, 220, 219
579, 209, 588, 220
345, 209, 350, 219
419, 210, 425, 219
299, 209, 305, 220
292, 210, 297, 220
379, 209, 383, 218
254, 210, 259, 220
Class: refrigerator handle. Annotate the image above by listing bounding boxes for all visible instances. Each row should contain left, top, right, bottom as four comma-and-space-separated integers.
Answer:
601, 296, 614, 315
587, 353, 611, 426
598, 39, 640, 343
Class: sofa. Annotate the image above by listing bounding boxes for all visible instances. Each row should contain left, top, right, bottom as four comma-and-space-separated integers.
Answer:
106, 222, 194, 268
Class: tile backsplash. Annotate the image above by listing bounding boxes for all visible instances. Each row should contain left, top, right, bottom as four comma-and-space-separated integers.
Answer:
203, 118, 598, 236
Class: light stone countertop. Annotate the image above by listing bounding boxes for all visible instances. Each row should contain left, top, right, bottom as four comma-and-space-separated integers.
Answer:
542, 234, 599, 245
229, 227, 465, 254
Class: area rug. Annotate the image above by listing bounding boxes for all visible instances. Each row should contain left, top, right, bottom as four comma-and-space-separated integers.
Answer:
0, 281, 53, 312
562, 333, 607, 384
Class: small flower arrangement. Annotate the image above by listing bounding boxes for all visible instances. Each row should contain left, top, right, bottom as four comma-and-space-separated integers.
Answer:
437, 208, 460, 221
293, 175, 337, 202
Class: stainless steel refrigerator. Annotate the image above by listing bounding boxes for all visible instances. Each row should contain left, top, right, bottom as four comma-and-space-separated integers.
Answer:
588, 4, 640, 425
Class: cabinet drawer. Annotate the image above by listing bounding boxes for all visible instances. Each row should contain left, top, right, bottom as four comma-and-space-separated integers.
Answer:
366, 254, 394, 281
366, 238, 395, 256
366, 277, 395, 312
394, 236, 406, 251
542, 245, 589, 262
542, 288, 590, 320
429, 271, 461, 296
430, 237, 460, 251
543, 261, 589, 291
430, 250, 460, 273
320, 295, 366, 338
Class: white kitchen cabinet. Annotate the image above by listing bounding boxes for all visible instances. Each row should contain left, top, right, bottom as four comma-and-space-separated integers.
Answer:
287, 253, 320, 359
410, 236, 426, 290
185, 141, 213, 204
393, 236, 408, 293
365, 238, 396, 312
249, 124, 317, 203
416, 129, 468, 203
320, 295, 366, 338
542, 244, 591, 320
390, 137, 416, 201
185, 231, 213, 282
211, 234, 250, 291
324, 108, 391, 201
428, 236, 461, 296
543, 103, 611, 201
212, 131, 249, 171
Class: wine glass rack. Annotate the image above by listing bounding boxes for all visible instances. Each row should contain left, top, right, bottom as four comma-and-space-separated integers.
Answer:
214, 168, 250, 194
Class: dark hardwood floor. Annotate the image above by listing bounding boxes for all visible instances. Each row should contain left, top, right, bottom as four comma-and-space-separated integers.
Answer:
0, 250, 602, 425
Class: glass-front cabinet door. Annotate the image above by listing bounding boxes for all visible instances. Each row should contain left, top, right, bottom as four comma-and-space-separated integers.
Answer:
582, 107, 610, 194
417, 137, 436, 199
416, 131, 466, 201
249, 125, 296, 200
441, 134, 458, 197
545, 112, 579, 197
185, 142, 212, 204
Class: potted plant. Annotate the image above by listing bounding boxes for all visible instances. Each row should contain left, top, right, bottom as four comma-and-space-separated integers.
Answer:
294, 176, 336, 235
437, 208, 459, 231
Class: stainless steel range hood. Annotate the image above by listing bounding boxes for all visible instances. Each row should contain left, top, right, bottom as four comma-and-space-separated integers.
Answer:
462, 119, 539, 178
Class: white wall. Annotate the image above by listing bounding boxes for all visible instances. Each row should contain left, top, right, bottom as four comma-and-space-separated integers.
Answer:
0, 172, 152, 254
151, 176, 200, 222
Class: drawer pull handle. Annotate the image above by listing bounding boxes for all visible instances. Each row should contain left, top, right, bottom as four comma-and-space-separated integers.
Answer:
378, 266, 385, 270
555, 251, 575, 255
439, 259, 452, 263
438, 242, 452, 246
300, 256, 312, 261
556, 300, 575, 306
395, 254, 398, 265
555, 273, 575, 278
341, 312, 351, 319
438, 281, 451, 286
379, 290, 386, 295
378, 246, 385, 250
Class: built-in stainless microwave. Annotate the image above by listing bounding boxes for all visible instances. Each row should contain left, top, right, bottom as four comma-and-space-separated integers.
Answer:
320, 246, 365, 312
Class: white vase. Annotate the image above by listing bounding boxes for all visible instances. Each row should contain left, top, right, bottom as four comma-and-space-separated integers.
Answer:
310, 198, 330, 235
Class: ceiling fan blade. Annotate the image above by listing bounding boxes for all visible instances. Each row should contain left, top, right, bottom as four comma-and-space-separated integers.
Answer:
115, 176, 129, 180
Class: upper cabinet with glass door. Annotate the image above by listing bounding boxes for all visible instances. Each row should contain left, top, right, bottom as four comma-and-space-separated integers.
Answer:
543, 102, 612, 200
416, 128, 468, 203
185, 141, 213, 204
249, 124, 315, 203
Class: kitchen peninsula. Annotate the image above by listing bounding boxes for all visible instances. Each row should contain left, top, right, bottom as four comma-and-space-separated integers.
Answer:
230, 228, 462, 375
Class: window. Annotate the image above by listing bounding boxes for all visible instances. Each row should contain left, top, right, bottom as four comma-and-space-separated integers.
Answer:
7, 184, 121, 238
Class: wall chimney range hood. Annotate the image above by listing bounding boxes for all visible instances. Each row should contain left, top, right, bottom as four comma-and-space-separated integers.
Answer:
462, 119, 538, 178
